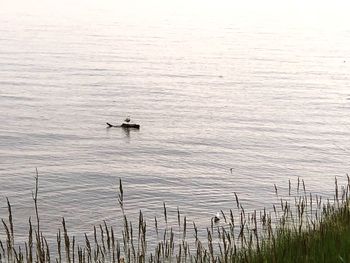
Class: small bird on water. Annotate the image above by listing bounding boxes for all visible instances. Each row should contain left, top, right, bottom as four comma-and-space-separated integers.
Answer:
213, 212, 220, 223
124, 117, 131, 123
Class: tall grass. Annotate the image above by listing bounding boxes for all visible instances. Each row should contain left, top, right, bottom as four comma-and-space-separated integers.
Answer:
1, 173, 350, 262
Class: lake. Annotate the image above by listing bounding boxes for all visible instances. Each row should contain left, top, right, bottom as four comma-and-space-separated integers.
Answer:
1, 0, 350, 244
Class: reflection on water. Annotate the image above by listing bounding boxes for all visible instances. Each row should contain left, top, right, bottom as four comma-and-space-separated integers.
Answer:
122, 126, 140, 139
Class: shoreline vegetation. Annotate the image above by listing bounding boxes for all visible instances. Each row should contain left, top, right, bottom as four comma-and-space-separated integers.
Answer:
1, 173, 350, 262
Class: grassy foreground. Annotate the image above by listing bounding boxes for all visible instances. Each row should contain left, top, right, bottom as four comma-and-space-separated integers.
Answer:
1, 173, 350, 263
253, 190, 350, 263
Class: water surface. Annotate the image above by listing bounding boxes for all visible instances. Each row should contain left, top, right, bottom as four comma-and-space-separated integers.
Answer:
1, 0, 350, 243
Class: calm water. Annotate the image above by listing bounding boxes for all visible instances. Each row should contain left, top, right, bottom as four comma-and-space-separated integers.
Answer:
1, 0, 350, 243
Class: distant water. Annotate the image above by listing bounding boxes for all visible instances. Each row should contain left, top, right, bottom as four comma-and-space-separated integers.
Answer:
1, 0, 350, 244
